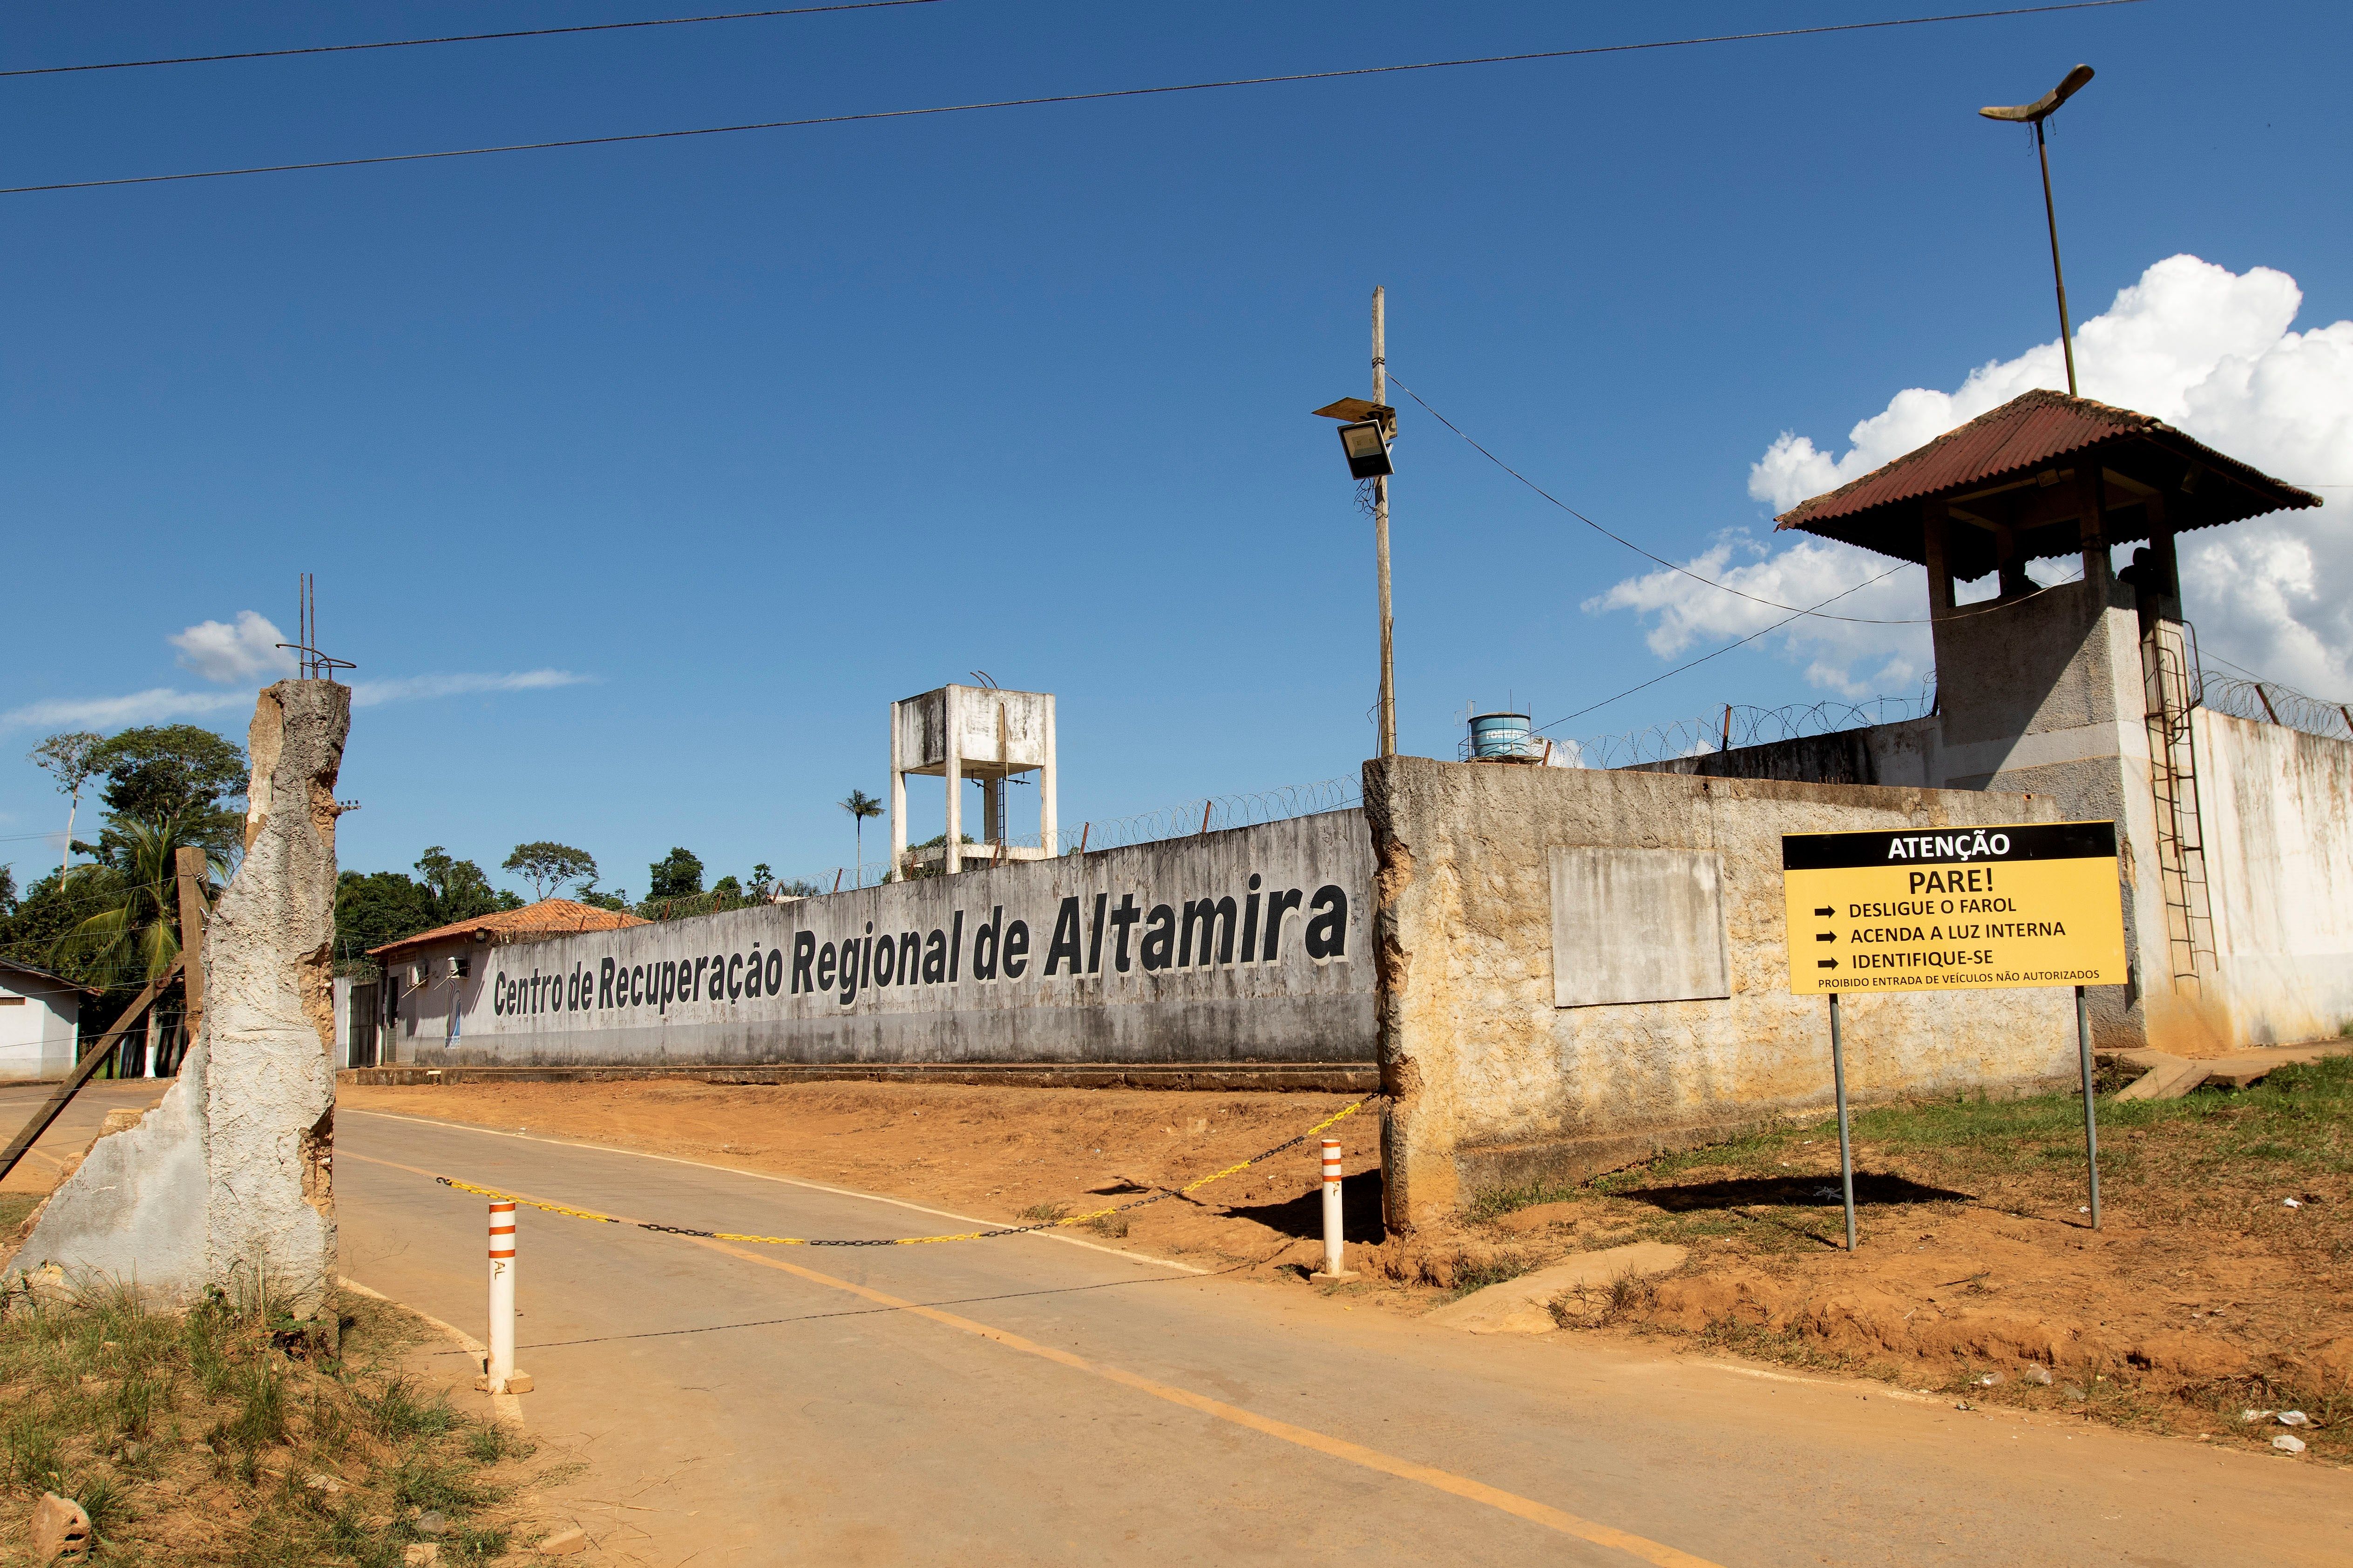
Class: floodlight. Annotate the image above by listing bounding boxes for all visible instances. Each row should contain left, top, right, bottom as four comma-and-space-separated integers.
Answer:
1337, 419, 1393, 479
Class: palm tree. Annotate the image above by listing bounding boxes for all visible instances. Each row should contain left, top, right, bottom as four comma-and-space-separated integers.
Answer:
57, 814, 225, 1076
839, 789, 883, 884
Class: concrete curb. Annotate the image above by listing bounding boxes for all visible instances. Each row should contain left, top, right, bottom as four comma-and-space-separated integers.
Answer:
338, 1062, 1378, 1093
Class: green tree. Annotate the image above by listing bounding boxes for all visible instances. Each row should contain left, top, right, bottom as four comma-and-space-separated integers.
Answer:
55, 816, 225, 992
334, 870, 437, 962
502, 841, 598, 901
86, 725, 248, 860
576, 885, 631, 912
646, 847, 704, 901
28, 730, 104, 886
414, 847, 522, 925
840, 789, 882, 878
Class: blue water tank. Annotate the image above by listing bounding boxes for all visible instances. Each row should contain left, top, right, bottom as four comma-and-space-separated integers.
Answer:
1469, 711, 1534, 762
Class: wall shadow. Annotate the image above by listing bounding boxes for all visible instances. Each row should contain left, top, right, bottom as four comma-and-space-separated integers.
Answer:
1614, 1173, 1972, 1211
1227, 1169, 1387, 1245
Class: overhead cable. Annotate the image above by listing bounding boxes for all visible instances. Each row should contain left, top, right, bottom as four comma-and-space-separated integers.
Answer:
1, 1, 953, 79
1531, 563, 1914, 736
1, 1, 2149, 196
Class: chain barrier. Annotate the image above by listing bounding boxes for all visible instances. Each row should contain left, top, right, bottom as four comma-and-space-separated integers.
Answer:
432, 1097, 1373, 1248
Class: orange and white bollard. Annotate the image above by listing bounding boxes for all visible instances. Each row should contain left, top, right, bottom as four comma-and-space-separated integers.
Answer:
487, 1202, 518, 1391
1309, 1138, 1359, 1282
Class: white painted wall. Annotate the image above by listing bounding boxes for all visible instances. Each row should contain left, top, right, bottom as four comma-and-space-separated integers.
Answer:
0, 964, 81, 1082
2198, 710, 2353, 1046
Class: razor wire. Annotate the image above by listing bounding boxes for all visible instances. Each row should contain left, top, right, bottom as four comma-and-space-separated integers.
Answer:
1556, 693, 1938, 771
2199, 671, 2353, 743
1055, 778, 1361, 854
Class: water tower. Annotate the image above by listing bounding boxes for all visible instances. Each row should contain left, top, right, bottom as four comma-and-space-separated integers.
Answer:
888, 683, 1058, 877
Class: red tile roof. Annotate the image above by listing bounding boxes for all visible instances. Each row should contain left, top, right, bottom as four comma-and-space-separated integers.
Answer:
368, 898, 647, 960
1776, 389, 2319, 575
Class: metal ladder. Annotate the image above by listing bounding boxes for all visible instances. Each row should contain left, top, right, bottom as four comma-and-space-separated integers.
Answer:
2141, 619, 2216, 992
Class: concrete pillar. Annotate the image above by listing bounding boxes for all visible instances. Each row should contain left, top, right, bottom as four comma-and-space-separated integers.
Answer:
2076, 466, 2111, 591
1922, 503, 1956, 622
943, 685, 963, 876
888, 698, 907, 882
1039, 694, 1058, 855
5, 680, 350, 1314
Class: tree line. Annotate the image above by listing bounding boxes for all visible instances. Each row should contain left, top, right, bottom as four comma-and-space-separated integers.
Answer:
4, 723, 854, 1059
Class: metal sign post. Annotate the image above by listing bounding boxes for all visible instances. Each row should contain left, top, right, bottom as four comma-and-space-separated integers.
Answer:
2075, 984, 2102, 1229
1828, 992, 1858, 1251
1781, 820, 2129, 1238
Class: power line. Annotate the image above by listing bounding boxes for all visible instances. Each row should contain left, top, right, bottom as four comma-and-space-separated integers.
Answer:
1532, 562, 1915, 737
1388, 369, 2098, 629
1, 1, 2149, 196
1, 1, 954, 79
1389, 370, 1943, 626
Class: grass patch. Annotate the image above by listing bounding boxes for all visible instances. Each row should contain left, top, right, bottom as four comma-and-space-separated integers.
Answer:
1462, 1177, 1585, 1225
0, 1282, 540, 1563
1017, 1202, 1070, 1223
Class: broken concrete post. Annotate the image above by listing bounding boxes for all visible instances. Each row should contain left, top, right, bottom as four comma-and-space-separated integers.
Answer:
2, 681, 350, 1314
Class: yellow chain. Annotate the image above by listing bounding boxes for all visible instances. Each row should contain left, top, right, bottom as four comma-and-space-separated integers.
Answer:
433, 1095, 1373, 1248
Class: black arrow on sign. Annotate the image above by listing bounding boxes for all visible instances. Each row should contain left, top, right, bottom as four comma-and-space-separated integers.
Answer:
1813, 906, 1833, 917
1817, 959, 1838, 969
1815, 931, 1837, 942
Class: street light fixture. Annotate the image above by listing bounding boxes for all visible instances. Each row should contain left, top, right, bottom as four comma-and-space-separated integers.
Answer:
1337, 420, 1393, 479
1313, 288, 1400, 759
1980, 63, 2094, 395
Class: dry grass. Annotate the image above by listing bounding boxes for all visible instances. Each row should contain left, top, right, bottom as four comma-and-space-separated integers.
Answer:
0, 1280, 542, 1565
1467, 1055, 2353, 1463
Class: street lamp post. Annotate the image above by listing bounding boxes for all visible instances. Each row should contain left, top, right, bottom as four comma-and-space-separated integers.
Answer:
1314, 287, 1399, 758
1981, 64, 2095, 396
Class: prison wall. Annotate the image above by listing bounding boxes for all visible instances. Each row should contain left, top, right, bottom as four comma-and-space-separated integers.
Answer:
390, 811, 1375, 1068
1365, 755, 2076, 1232
2196, 709, 2353, 1048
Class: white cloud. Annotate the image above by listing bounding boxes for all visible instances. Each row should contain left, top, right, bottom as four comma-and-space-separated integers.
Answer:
349, 670, 592, 706
4, 670, 594, 733
1, 688, 251, 732
1601, 255, 2353, 697
169, 611, 298, 684
1585, 535, 1932, 701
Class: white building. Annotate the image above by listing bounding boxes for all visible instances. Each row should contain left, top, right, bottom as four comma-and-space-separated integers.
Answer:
0, 957, 91, 1082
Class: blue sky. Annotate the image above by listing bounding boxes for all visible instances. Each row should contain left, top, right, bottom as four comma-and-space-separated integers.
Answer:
5, 0, 2348, 897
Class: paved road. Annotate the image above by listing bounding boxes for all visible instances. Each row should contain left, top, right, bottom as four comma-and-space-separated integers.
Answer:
0, 1079, 170, 1197
336, 1108, 2347, 1567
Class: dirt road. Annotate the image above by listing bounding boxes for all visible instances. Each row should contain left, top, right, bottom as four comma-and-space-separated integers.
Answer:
335, 1107, 2352, 1567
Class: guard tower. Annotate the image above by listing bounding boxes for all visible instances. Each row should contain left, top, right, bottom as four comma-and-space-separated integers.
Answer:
1771, 388, 2319, 1046
888, 684, 1058, 878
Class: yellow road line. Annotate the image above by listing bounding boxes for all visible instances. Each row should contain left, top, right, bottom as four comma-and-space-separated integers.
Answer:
341, 1142, 1717, 1563
693, 1234, 1722, 1568
339, 1110, 1208, 1274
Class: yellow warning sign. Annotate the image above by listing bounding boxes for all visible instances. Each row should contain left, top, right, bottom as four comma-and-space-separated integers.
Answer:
1783, 821, 2127, 994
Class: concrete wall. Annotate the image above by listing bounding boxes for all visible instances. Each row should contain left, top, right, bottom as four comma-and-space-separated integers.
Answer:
0, 966, 80, 1082
1644, 572, 2353, 1055
390, 811, 1375, 1068
2197, 710, 2353, 1046
1366, 756, 2075, 1231
7, 681, 349, 1313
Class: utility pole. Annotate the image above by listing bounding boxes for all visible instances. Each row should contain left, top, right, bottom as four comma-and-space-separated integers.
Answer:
1981, 64, 2094, 396
175, 846, 209, 1046
1372, 287, 1396, 758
